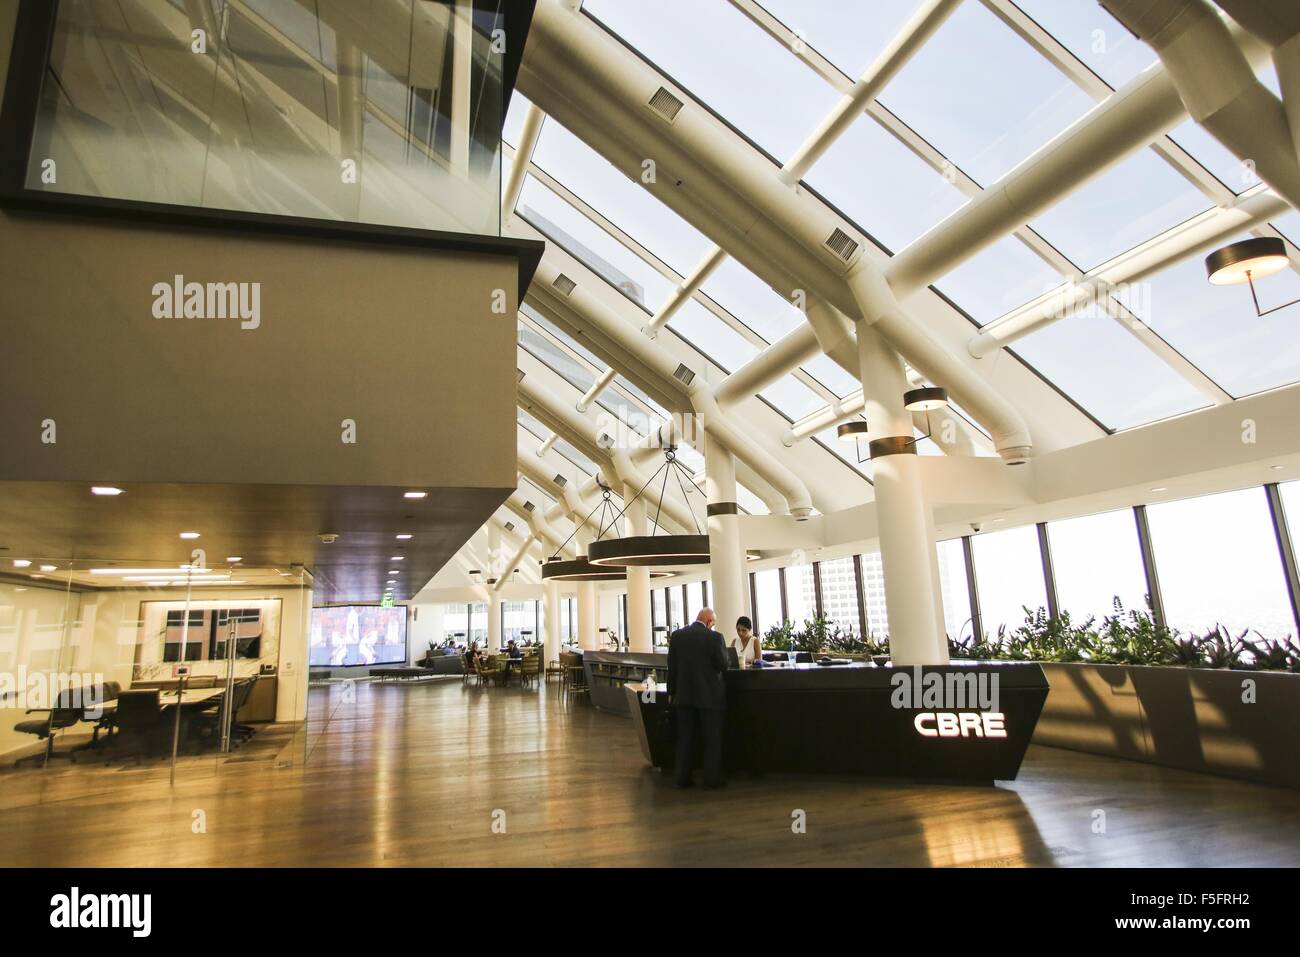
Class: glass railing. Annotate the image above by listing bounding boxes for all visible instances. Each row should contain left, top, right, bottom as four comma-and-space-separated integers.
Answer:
22, 0, 504, 235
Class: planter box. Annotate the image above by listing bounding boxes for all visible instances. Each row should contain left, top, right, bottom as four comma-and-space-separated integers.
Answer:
1033, 662, 1300, 789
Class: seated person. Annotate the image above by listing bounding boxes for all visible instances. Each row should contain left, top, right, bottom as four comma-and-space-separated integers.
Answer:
506, 639, 522, 660
734, 616, 761, 667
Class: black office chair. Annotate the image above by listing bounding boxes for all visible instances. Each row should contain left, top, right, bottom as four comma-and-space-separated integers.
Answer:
65, 681, 123, 761
106, 689, 169, 764
13, 687, 84, 767
190, 678, 258, 750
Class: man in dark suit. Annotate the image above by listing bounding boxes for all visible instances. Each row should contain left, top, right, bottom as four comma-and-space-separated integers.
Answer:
667, 608, 729, 789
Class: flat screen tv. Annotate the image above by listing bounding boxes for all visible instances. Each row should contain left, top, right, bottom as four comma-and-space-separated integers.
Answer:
310, 604, 407, 667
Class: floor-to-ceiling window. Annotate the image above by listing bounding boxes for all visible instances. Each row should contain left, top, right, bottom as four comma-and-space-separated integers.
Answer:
470, 602, 489, 645
1280, 481, 1300, 557
818, 557, 860, 635
685, 582, 705, 618
752, 568, 784, 633
785, 562, 816, 626
1147, 487, 1294, 639
935, 539, 971, 641
667, 586, 684, 632
859, 552, 888, 636
561, 596, 576, 645
437, 603, 471, 645
1047, 509, 1149, 623
502, 600, 539, 644
971, 525, 1048, 636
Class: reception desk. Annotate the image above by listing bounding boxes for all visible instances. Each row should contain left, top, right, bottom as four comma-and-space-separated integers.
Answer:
626, 661, 1049, 782
583, 650, 668, 715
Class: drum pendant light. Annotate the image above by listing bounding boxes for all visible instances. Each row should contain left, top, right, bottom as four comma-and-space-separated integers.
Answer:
1204, 237, 1299, 317
539, 480, 677, 580
586, 448, 711, 568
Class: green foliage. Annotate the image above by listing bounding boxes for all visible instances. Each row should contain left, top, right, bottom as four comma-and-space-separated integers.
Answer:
826, 623, 869, 655
793, 615, 831, 654
956, 596, 1295, 671
1197, 625, 1249, 669
763, 621, 794, 651
1244, 633, 1300, 672
1169, 634, 1204, 666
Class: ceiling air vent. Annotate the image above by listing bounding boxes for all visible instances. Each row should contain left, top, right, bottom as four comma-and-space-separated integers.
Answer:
824, 227, 860, 263
523, 500, 536, 512
672, 363, 696, 386
554, 474, 568, 487
551, 273, 576, 297
504, 521, 515, 532
647, 86, 684, 124
597, 433, 615, 450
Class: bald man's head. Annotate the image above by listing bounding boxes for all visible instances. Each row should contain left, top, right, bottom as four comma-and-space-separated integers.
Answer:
696, 608, 717, 629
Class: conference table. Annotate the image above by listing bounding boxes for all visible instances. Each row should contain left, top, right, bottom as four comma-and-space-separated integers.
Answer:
100, 687, 226, 711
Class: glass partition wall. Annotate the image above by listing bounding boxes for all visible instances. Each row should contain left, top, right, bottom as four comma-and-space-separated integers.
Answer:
21, 0, 505, 235
1, 556, 309, 811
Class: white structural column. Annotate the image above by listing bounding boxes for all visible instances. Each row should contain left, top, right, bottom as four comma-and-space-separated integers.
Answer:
543, 579, 562, 663
857, 323, 946, 665
704, 435, 745, 652
486, 524, 502, 647
276, 582, 312, 724
575, 526, 598, 650
623, 488, 653, 652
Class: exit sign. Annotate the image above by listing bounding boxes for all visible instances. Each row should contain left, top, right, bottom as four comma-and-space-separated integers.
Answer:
380, 596, 394, 608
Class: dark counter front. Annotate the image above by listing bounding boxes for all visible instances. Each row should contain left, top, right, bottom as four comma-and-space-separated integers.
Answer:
627, 662, 1050, 782
583, 650, 668, 715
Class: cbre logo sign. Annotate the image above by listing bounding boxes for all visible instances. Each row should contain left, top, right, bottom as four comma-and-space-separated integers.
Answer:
914, 712, 1007, 738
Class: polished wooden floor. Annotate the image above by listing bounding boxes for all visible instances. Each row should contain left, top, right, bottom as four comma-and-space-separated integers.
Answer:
2, 677, 1299, 867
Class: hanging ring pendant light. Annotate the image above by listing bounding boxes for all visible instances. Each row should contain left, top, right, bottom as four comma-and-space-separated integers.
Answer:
582, 447, 712, 568
587, 534, 711, 567
540, 556, 672, 581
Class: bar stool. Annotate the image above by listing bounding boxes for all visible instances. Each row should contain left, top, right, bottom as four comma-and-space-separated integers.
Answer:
564, 665, 589, 705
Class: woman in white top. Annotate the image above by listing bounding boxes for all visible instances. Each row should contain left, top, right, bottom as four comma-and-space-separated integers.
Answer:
733, 616, 761, 666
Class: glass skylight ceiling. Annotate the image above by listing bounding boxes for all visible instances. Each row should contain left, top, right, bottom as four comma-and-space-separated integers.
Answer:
880, 1, 1097, 189
500, 0, 1300, 458
756, 0, 923, 78
806, 109, 968, 253
585, 0, 843, 162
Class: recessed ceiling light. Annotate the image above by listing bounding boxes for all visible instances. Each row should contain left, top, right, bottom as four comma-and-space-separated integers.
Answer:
1150, 487, 1167, 493
396, 534, 413, 540
227, 556, 242, 563
390, 556, 404, 561
404, 491, 427, 499
13, 559, 32, 568
179, 531, 200, 540
90, 567, 218, 575
91, 486, 124, 496
386, 579, 396, 584
40, 564, 57, 572
1271, 465, 1285, 471
387, 569, 399, 574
